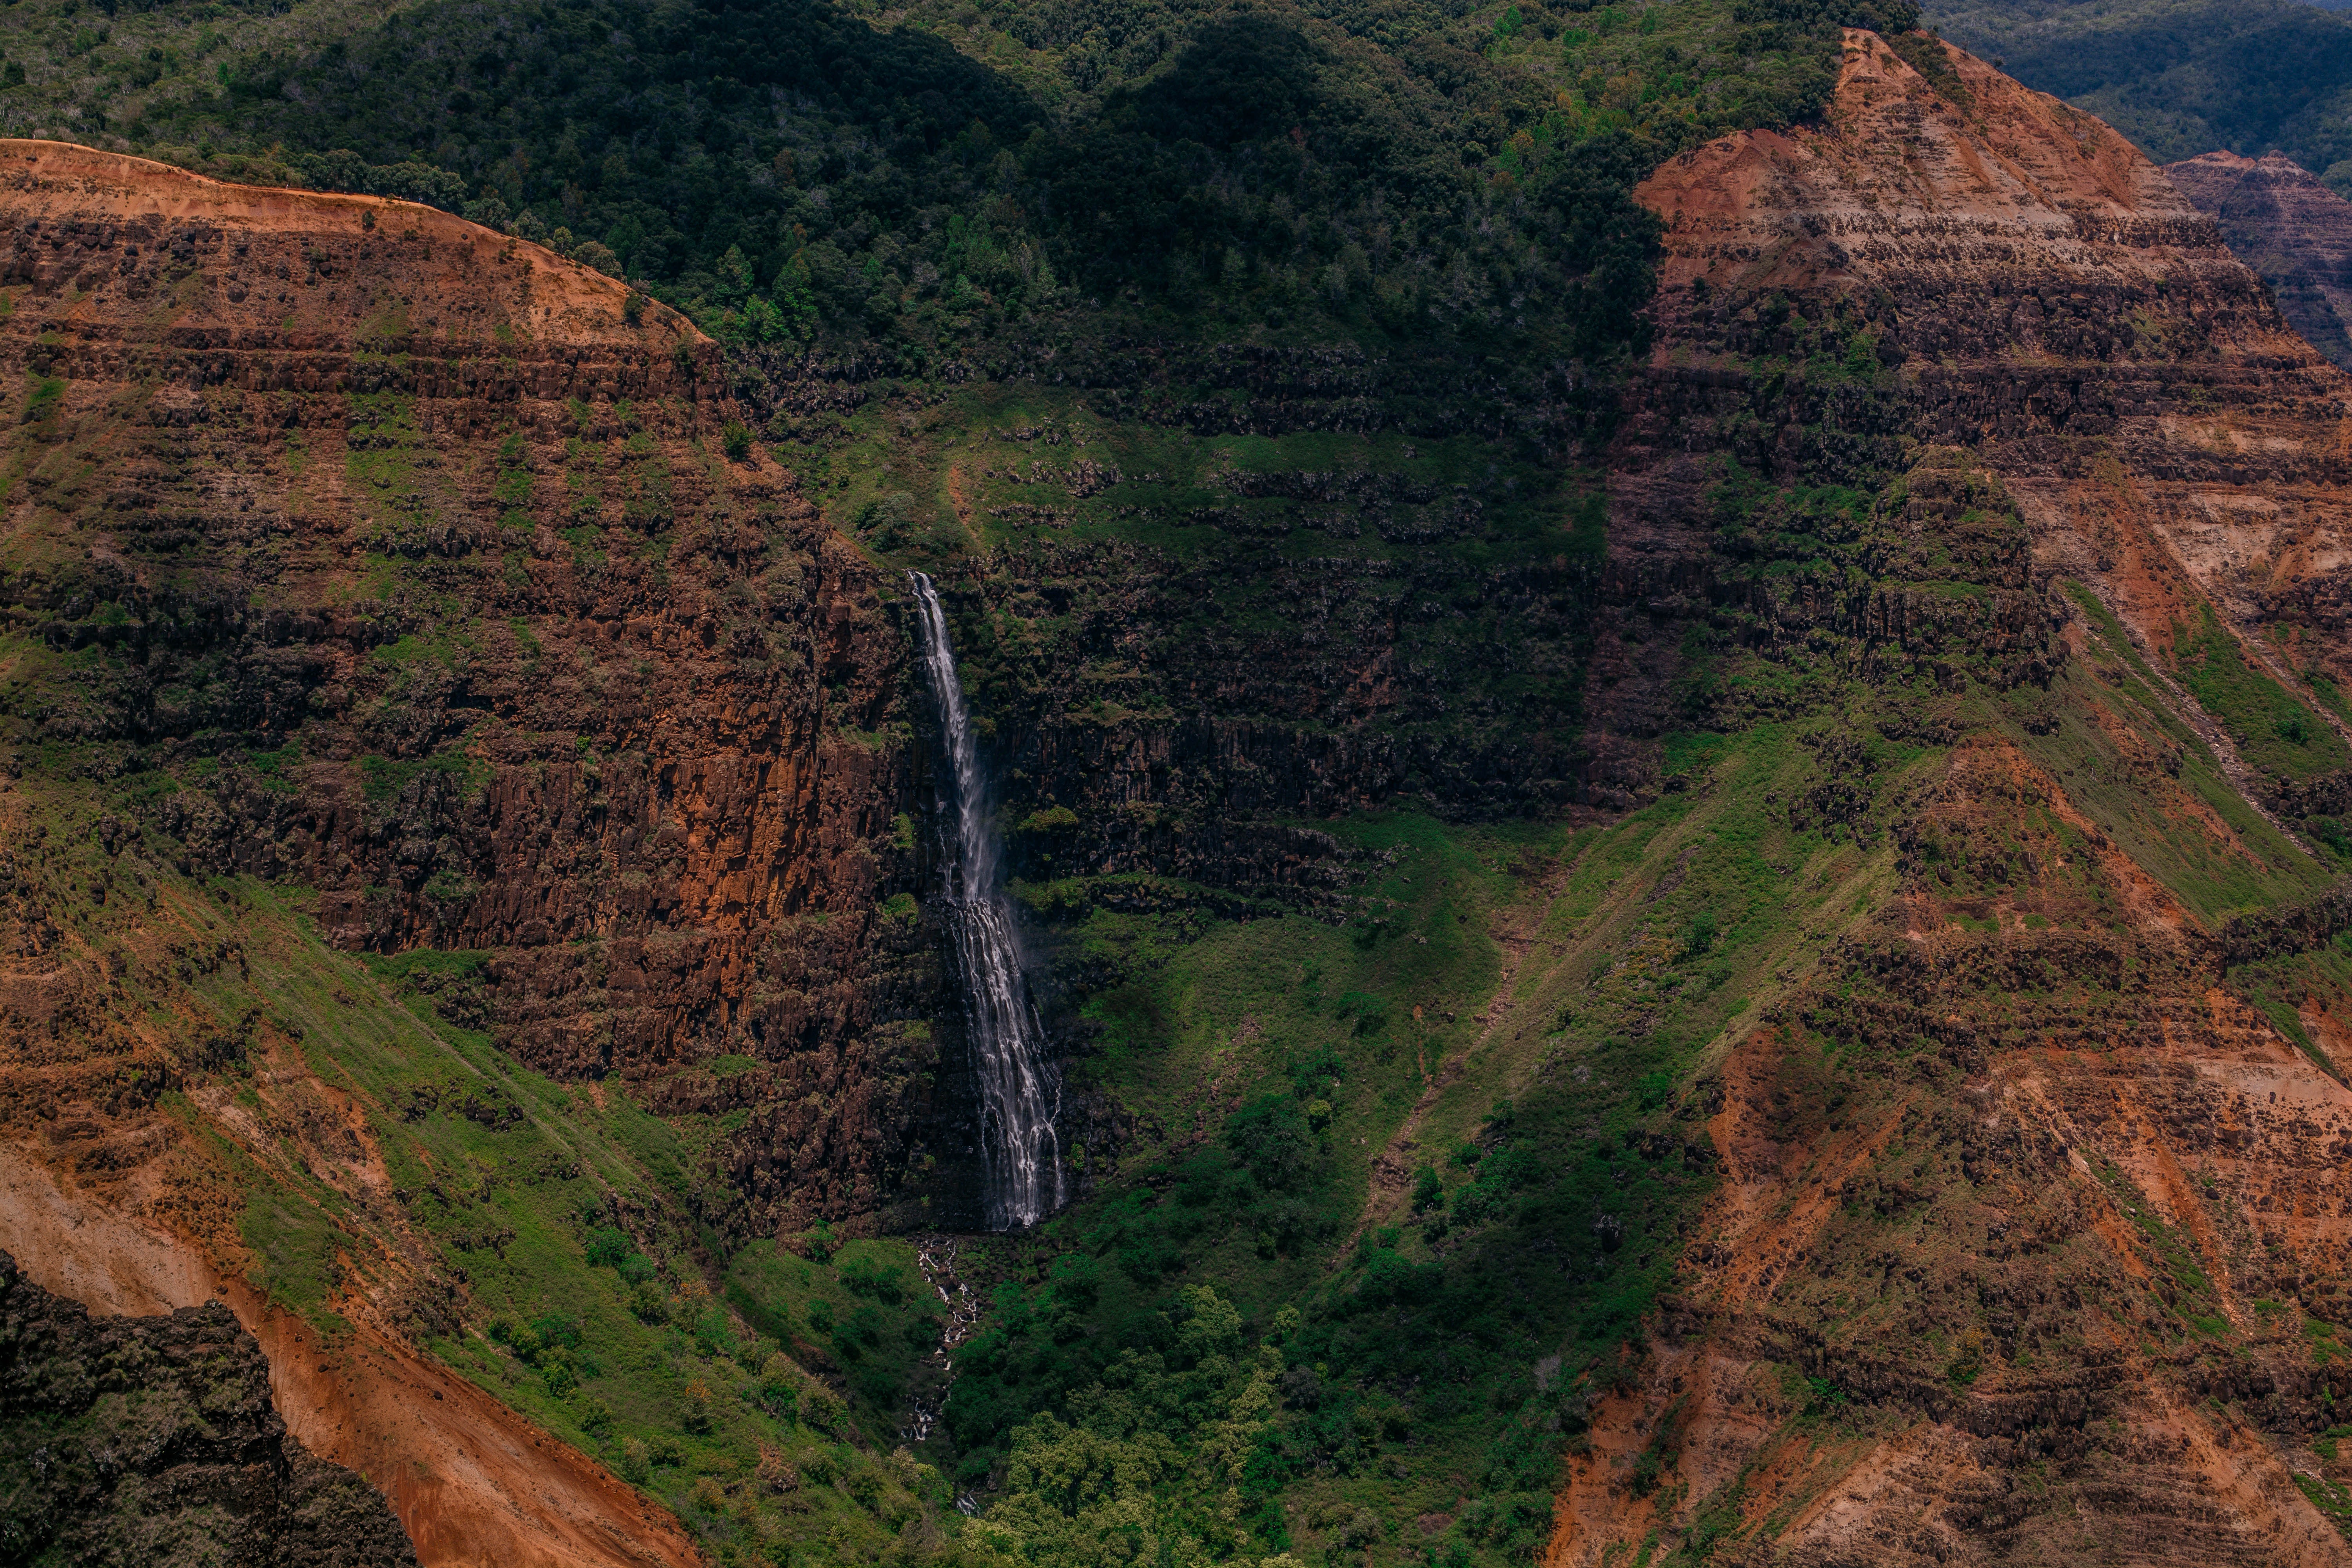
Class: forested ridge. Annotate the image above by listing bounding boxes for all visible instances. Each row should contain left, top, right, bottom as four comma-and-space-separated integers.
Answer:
1922, 0, 2352, 191
1, 0, 1909, 366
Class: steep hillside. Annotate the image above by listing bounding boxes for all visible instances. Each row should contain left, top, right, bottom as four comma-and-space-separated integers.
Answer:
0, 142, 951, 1566
0, 141, 935, 1228
2165, 151, 2352, 372
1541, 31, 2352, 1562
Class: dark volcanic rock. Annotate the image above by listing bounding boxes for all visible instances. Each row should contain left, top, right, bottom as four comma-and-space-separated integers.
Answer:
0, 1250, 417, 1567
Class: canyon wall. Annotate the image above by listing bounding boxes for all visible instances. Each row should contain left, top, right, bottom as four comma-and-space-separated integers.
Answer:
0, 141, 946, 1566
1540, 31, 2352, 1564
0, 142, 945, 1232
15, 24, 2352, 1568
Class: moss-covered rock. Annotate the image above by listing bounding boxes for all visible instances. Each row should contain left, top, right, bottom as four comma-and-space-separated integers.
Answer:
0, 1251, 417, 1568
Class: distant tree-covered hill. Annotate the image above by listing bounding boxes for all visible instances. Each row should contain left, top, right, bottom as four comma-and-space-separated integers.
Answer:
1924, 0, 2352, 193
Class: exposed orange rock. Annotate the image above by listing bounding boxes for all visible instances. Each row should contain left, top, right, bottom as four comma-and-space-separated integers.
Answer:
1629, 31, 2352, 691
0, 139, 685, 348
0, 139, 936, 1231
1546, 33, 2352, 1566
0, 139, 931, 1568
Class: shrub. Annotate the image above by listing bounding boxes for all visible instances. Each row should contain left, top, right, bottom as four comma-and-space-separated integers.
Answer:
841, 1256, 907, 1304
1048, 1254, 1102, 1310
758, 1445, 800, 1493
529, 1314, 584, 1353
722, 418, 753, 461
620, 1438, 651, 1484
802, 1385, 846, 1434
1681, 911, 1717, 958
1225, 1095, 1314, 1191
760, 1352, 800, 1417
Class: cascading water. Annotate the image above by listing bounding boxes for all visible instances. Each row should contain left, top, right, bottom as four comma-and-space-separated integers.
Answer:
906, 571, 1066, 1230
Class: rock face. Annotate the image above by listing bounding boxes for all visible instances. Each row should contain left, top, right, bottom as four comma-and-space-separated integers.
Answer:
2164, 151, 2352, 372
0, 141, 941, 1230
0, 1248, 417, 1567
1623, 29, 2352, 812
1535, 31, 2352, 1567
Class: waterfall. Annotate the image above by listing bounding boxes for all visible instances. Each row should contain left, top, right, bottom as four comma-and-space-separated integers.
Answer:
906, 571, 1066, 1230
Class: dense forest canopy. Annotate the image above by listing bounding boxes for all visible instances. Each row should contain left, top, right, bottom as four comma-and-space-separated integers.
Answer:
5, 0, 1911, 363
1924, 0, 2352, 190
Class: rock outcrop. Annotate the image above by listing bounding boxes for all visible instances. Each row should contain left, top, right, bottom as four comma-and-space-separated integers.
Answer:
0, 1247, 418, 1568
2165, 150, 2352, 372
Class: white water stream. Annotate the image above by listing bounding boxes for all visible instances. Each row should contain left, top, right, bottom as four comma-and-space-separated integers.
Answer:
906, 571, 1065, 1230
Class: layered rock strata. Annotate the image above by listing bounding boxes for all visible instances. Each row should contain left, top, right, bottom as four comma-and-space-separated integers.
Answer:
0, 141, 935, 1229
1542, 30, 2352, 1566
2166, 150, 2352, 373
1619, 30, 2352, 818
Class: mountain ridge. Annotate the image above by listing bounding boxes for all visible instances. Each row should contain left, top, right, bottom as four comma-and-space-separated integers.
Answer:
1545, 31, 2352, 1559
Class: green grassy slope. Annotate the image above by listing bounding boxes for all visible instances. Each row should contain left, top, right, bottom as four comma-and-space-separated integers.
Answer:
0, 751, 957, 1563
940, 724, 1899, 1562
